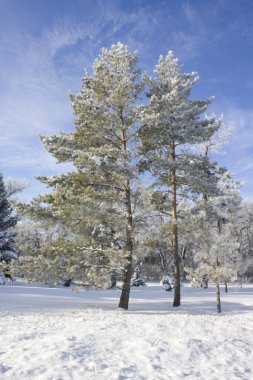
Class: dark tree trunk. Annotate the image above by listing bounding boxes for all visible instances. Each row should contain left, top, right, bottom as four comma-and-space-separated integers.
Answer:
118, 254, 132, 309
181, 245, 187, 281
224, 281, 228, 293
118, 182, 133, 309
171, 142, 180, 307
109, 271, 117, 289
118, 125, 133, 310
172, 222, 180, 307
216, 282, 221, 313
216, 221, 222, 311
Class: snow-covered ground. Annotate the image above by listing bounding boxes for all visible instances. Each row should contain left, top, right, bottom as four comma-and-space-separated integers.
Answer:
0, 283, 253, 380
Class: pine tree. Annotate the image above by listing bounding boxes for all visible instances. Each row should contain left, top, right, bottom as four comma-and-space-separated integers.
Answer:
18, 44, 144, 308
189, 125, 241, 312
139, 52, 220, 307
0, 174, 18, 265
186, 168, 241, 312
231, 201, 253, 284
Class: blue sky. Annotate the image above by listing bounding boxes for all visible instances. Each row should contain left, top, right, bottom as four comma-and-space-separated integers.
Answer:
0, 0, 253, 200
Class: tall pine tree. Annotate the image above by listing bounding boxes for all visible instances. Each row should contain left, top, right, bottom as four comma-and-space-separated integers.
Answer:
140, 52, 220, 307
22, 44, 143, 309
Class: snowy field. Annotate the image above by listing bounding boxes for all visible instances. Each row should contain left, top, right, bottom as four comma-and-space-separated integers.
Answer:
0, 283, 253, 380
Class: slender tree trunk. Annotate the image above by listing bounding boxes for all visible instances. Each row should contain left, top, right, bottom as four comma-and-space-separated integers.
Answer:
118, 125, 133, 310
171, 142, 180, 307
181, 245, 187, 281
159, 250, 168, 275
109, 271, 117, 289
217, 219, 222, 234
216, 251, 221, 312
224, 281, 228, 293
216, 282, 221, 313
215, 220, 222, 311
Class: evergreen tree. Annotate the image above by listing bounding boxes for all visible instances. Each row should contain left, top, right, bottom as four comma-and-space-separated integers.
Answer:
184, 160, 242, 311
18, 44, 144, 308
232, 201, 253, 284
187, 126, 242, 312
139, 52, 220, 307
0, 173, 18, 265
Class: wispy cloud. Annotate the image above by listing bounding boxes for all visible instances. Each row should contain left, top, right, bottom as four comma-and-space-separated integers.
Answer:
0, 1, 159, 196
224, 107, 253, 152
209, 103, 253, 198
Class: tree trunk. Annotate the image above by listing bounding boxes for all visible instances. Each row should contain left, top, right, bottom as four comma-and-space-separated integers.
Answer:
224, 281, 228, 293
172, 221, 180, 307
118, 182, 133, 309
216, 282, 221, 313
118, 125, 133, 310
109, 271, 117, 289
216, 221, 222, 311
118, 253, 132, 309
171, 142, 180, 307
181, 245, 187, 281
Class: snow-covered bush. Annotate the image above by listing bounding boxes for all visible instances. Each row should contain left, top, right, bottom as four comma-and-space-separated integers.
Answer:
131, 266, 145, 287
161, 275, 174, 291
